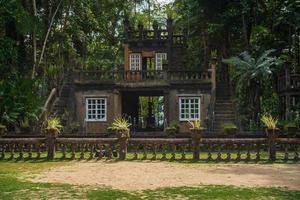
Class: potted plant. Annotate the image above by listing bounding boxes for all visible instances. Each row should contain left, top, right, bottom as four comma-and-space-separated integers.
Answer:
261, 114, 278, 138
0, 124, 7, 137
108, 117, 131, 139
188, 120, 206, 139
223, 123, 238, 137
45, 117, 63, 138
70, 121, 80, 134
165, 121, 179, 137
108, 117, 131, 160
284, 121, 297, 138
20, 118, 30, 133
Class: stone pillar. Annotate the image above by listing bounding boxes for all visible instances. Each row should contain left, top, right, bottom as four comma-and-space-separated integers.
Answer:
45, 129, 58, 160
191, 130, 203, 161
192, 139, 200, 160
119, 138, 128, 160
267, 129, 277, 161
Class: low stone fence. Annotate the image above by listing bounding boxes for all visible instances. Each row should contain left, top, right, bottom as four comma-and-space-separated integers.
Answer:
0, 136, 299, 162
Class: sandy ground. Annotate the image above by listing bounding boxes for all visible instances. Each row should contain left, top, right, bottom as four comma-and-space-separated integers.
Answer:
27, 161, 300, 191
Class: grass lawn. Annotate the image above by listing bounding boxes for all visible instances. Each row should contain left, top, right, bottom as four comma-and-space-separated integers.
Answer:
0, 160, 299, 199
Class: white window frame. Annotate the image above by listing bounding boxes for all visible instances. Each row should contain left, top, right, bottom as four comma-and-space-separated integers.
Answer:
129, 53, 141, 70
85, 97, 107, 122
179, 97, 201, 121
155, 53, 167, 70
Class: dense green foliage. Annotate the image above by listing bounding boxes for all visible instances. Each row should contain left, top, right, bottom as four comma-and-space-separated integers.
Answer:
0, 0, 299, 130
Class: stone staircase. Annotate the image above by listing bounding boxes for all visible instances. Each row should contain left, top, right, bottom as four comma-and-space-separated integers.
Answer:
212, 82, 235, 133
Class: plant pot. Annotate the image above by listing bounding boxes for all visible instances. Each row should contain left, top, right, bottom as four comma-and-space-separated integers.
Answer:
265, 128, 278, 139
165, 127, 177, 138
286, 127, 297, 138
224, 128, 237, 138
45, 128, 59, 138
116, 129, 130, 140
190, 128, 206, 140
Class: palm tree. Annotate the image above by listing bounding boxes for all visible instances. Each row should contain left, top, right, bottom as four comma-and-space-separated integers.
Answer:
223, 50, 282, 121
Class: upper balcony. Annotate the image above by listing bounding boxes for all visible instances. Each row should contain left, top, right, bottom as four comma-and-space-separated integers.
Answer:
73, 69, 213, 88
277, 66, 300, 93
124, 17, 186, 47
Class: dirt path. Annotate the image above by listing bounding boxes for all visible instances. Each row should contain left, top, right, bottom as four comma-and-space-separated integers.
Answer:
27, 161, 300, 191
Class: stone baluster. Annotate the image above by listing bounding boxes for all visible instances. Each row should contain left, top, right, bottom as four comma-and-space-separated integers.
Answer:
28, 144, 32, 159
207, 144, 212, 161
60, 144, 66, 159
80, 144, 84, 160
236, 144, 241, 162
255, 144, 261, 161
0, 145, 5, 159
180, 144, 186, 160
151, 144, 157, 160
107, 144, 112, 159
246, 144, 251, 162
36, 144, 41, 159
161, 144, 167, 160
171, 144, 176, 160
294, 145, 299, 161
18, 144, 24, 160
142, 144, 147, 160
89, 144, 94, 159
70, 144, 75, 160
216, 146, 222, 161
96, 144, 102, 160
284, 144, 289, 161
226, 143, 231, 161
133, 144, 138, 160
9, 144, 14, 159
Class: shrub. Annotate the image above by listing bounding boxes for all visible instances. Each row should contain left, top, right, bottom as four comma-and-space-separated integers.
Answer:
188, 120, 203, 129
261, 114, 278, 129
46, 117, 63, 132
70, 121, 80, 133
165, 121, 179, 137
108, 117, 131, 131
223, 123, 237, 130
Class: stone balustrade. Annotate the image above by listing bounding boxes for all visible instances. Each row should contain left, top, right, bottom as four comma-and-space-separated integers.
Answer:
0, 136, 299, 162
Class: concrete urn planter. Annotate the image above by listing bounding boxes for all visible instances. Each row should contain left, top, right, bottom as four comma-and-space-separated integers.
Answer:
190, 128, 206, 140
265, 128, 279, 139
45, 128, 59, 138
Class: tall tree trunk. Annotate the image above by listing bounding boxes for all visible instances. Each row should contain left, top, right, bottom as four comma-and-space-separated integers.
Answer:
31, 0, 37, 79
37, 0, 63, 69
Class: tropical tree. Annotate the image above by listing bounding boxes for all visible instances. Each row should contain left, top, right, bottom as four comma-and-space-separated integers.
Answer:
223, 50, 282, 122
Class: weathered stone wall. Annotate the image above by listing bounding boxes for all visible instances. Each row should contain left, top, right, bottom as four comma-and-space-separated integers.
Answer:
74, 89, 121, 134
167, 88, 211, 134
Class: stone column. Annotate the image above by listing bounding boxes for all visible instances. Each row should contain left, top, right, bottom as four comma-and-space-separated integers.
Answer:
267, 129, 277, 161
45, 129, 58, 160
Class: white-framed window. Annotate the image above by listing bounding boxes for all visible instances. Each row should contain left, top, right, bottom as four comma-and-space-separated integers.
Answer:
85, 98, 107, 121
155, 53, 167, 70
179, 97, 201, 121
129, 53, 141, 70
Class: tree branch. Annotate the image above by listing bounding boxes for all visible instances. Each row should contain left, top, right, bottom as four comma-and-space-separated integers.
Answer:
36, 0, 63, 71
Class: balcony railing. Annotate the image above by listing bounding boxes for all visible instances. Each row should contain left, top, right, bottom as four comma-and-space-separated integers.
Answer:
278, 74, 300, 92
73, 70, 212, 83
